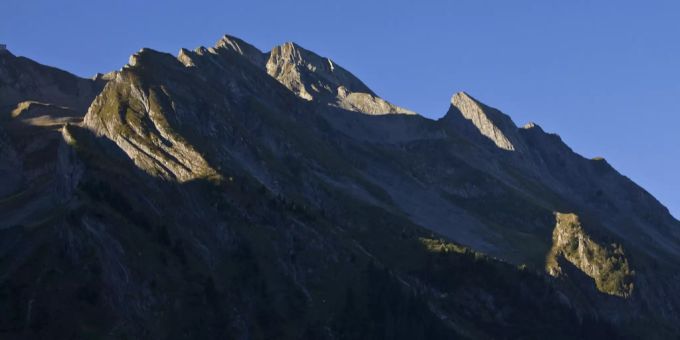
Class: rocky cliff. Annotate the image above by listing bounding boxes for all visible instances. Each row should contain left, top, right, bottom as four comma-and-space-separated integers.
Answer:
546, 213, 634, 298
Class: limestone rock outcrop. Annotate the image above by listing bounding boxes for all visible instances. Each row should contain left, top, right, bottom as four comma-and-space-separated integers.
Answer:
84, 53, 219, 182
546, 213, 635, 297
266, 42, 415, 115
445, 91, 523, 151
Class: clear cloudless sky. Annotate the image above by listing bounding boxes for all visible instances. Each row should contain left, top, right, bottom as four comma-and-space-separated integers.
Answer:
2, 0, 678, 218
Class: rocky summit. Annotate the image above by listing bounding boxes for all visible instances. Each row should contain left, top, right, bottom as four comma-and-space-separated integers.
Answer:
0, 35, 678, 339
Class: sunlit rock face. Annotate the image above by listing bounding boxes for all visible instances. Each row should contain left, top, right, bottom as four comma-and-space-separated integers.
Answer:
445, 91, 524, 151
546, 213, 634, 298
1, 34, 679, 339
83, 55, 219, 182
214, 35, 268, 68
179, 35, 416, 116
265, 42, 416, 115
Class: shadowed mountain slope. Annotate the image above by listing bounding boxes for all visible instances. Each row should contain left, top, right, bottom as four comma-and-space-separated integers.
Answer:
0, 36, 678, 339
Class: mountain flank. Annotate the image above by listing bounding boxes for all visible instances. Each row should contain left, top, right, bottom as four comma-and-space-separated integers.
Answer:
0, 36, 678, 339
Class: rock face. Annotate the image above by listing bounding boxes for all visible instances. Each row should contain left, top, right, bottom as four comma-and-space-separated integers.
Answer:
84, 58, 219, 182
201, 35, 415, 115
445, 91, 524, 151
266, 42, 415, 115
546, 213, 634, 297
214, 35, 268, 68
0, 34, 679, 339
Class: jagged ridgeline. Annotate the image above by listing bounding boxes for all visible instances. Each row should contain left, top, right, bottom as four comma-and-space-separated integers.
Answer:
0, 36, 679, 339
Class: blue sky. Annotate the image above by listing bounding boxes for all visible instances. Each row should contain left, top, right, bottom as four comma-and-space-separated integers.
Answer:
2, 0, 678, 218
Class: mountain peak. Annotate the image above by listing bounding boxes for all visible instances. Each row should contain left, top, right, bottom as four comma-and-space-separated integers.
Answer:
168, 34, 417, 116
266, 41, 373, 100
213, 34, 267, 67
522, 121, 541, 130
447, 91, 521, 151
265, 41, 415, 115
125, 48, 182, 73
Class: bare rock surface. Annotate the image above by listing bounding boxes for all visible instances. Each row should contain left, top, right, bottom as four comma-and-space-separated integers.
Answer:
266, 42, 416, 115
546, 213, 634, 297
445, 91, 524, 151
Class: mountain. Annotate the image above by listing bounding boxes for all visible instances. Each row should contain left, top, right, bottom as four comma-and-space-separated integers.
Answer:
0, 36, 678, 339
0, 48, 105, 225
